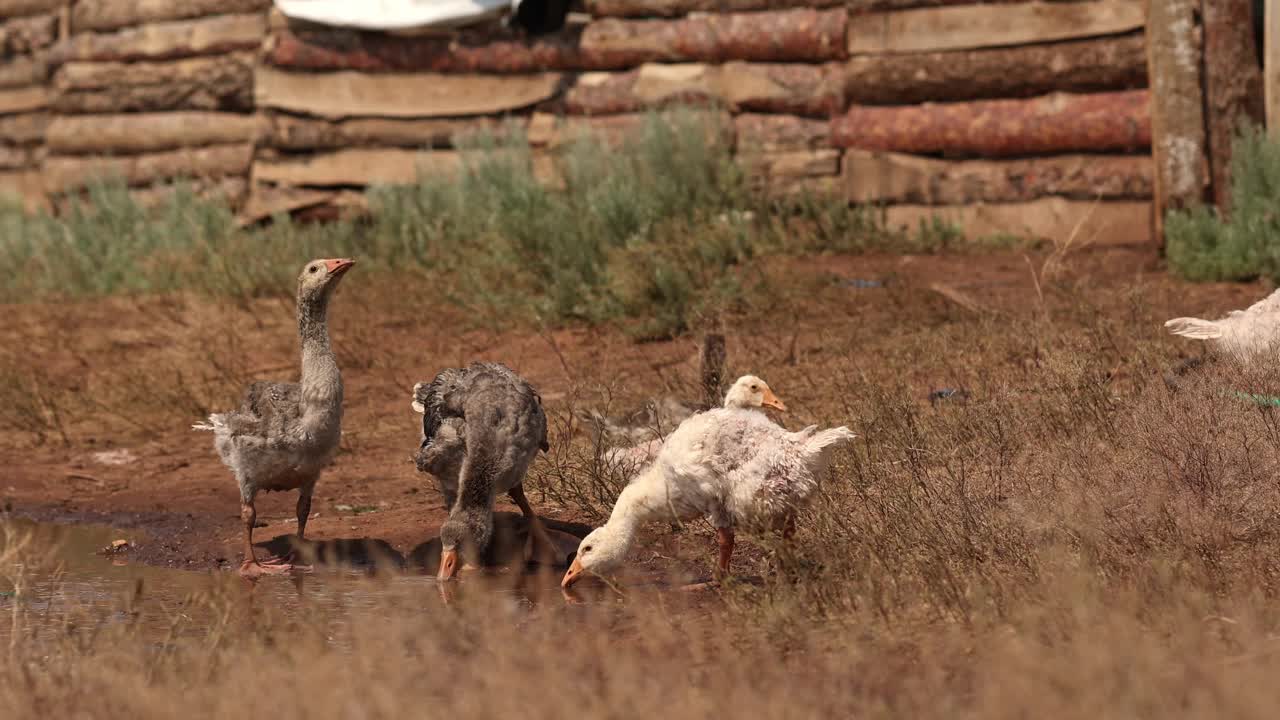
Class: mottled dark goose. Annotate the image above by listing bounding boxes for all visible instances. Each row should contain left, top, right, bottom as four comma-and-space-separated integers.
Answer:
412, 362, 555, 580
194, 258, 354, 577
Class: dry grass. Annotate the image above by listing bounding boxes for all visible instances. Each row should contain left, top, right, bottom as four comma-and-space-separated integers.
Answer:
4, 228, 1280, 716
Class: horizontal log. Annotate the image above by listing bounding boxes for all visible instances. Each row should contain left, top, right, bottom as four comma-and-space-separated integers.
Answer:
0, 169, 45, 212
527, 109, 733, 148
52, 53, 255, 113
49, 14, 265, 64
585, 0, 1021, 16
239, 183, 341, 225
585, 0, 843, 18
577, 8, 847, 65
53, 83, 254, 114
883, 199, 1152, 247
849, 0, 1146, 55
260, 113, 512, 151
55, 52, 253, 91
240, 185, 381, 225
0, 12, 57, 56
0, 144, 40, 170
742, 149, 841, 180
0, 53, 48, 90
255, 67, 563, 119
71, 0, 271, 34
265, 24, 588, 74
265, 8, 846, 72
253, 148, 562, 189
0, 85, 48, 113
51, 176, 249, 215
290, 191, 369, 223
42, 143, 253, 192
126, 177, 248, 210
46, 112, 259, 154
566, 62, 843, 117
841, 150, 1152, 204
831, 90, 1151, 157
844, 33, 1148, 105
0, 112, 47, 144
251, 148, 463, 187
0, 0, 62, 17
734, 114, 830, 152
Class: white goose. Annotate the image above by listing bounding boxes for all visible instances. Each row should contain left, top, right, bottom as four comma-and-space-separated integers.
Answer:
1165, 288, 1280, 362
561, 379, 854, 588
598, 375, 787, 469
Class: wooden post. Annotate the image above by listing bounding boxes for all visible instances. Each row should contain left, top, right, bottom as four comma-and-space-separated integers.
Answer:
700, 333, 726, 410
1146, 0, 1209, 245
1268, 0, 1280, 136
1201, 0, 1265, 214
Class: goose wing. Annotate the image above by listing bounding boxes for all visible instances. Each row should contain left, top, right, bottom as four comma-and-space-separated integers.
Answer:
533, 389, 550, 453
244, 381, 301, 420
412, 367, 468, 447
211, 381, 300, 438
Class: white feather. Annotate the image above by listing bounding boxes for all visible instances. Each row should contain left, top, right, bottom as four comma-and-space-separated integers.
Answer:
1164, 317, 1224, 340
1165, 288, 1280, 362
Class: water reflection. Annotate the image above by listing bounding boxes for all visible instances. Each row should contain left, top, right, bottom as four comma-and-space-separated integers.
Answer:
0, 517, 708, 644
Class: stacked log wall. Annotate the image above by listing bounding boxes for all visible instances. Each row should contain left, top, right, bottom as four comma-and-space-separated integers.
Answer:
831, 0, 1155, 244
250, 0, 1159, 244
0, 0, 61, 211
4, 0, 1177, 245
35, 0, 270, 209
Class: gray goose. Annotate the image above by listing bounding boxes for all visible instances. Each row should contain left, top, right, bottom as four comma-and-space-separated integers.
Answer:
194, 258, 355, 577
412, 362, 556, 580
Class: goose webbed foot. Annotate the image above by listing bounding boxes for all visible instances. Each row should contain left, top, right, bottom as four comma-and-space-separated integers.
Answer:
239, 559, 294, 578
260, 550, 311, 571
509, 484, 558, 566
526, 518, 558, 566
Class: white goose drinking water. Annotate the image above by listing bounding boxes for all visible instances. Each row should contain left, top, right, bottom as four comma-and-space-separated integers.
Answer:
562, 377, 854, 588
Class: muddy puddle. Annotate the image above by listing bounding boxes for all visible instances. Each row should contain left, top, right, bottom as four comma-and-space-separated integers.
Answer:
0, 518, 715, 644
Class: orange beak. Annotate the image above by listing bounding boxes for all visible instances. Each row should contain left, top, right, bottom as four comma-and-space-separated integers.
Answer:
323, 258, 355, 276
437, 548, 459, 581
762, 387, 787, 412
561, 556, 586, 589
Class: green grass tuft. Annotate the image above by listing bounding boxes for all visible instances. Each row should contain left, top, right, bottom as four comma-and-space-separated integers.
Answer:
1166, 124, 1280, 282
0, 109, 1012, 335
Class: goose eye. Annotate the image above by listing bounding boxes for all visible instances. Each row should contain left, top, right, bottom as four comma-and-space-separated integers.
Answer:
309, 266, 319, 274
582, 545, 593, 553
750, 385, 759, 391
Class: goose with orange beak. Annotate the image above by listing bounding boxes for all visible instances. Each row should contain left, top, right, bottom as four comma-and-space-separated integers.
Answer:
194, 258, 356, 577
596, 375, 788, 471
412, 362, 556, 582
563, 377, 854, 589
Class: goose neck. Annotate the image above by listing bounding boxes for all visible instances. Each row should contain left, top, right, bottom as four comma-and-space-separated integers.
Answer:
297, 293, 341, 407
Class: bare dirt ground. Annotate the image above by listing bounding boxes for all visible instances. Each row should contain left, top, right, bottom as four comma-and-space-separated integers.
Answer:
0, 243, 1265, 574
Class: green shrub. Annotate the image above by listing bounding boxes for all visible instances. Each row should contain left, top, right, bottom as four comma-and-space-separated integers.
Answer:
0, 109, 997, 334
1166, 125, 1280, 282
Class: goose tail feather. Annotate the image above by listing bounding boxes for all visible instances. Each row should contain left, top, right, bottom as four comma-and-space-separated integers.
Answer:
192, 415, 223, 432
1165, 317, 1224, 340
804, 427, 857, 455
